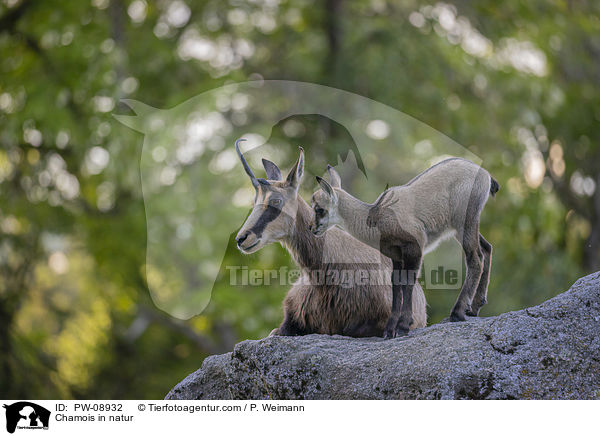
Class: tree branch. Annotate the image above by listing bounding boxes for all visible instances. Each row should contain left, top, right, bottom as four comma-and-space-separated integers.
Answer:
136, 305, 226, 355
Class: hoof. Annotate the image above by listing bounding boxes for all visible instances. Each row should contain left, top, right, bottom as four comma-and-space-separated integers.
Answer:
468, 299, 486, 316
383, 317, 399, 339
465, 308, 479, 317
383, 328, 396, 339
450, 311, 466, 322
394, 326, 409, 337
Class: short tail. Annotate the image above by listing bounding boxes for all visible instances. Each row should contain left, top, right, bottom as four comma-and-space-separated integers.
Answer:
490, 176, 500, 197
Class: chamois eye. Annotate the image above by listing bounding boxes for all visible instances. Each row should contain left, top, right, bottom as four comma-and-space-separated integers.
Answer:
315, 207, 325, 215
270, 198, 282, 207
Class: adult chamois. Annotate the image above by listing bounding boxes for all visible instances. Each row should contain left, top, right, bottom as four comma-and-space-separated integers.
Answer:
311, 158, 499, 339
233, 139, 427, 337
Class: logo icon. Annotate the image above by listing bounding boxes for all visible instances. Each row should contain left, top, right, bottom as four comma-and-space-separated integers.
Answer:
115, 80, 479, 319
3, 402, 50, 434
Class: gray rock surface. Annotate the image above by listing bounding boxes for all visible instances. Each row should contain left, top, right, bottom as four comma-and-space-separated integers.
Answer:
166, 272, 600, 399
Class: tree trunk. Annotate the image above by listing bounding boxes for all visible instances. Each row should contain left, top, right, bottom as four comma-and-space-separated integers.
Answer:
0, 302, 14, 395
323, 0, 342, 80
583, 174, 600, 271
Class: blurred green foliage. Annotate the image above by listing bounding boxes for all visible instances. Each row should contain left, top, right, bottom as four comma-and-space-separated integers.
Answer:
0, 0, 598, 399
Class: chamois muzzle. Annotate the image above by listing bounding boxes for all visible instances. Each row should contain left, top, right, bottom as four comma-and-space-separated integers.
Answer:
236, 230, 260, 252
311, 222, 327, 237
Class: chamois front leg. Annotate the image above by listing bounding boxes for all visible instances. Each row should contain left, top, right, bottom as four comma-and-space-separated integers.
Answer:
395, 246, 421, 336
383, 259, 404, 339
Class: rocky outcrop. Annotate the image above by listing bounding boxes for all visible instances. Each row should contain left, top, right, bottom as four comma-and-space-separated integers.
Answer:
166, 273, 600, 399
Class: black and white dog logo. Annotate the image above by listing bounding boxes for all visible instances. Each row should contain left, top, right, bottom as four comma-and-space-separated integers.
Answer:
3, 402, 50, 433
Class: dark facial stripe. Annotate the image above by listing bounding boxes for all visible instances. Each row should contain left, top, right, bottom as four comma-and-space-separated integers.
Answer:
249, 204, 282, 238
314, 206, 327, 227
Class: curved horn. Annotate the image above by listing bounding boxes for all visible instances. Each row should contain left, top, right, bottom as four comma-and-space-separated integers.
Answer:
235, 138, 258, 188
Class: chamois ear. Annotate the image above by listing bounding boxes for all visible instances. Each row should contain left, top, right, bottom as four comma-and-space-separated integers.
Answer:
326, 164, 341, 188
286, 147, 304, 189
316, 176, 336, 199
262, 159, 282, 181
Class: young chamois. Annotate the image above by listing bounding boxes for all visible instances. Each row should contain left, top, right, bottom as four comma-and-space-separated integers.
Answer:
233, 139, 427, 337
311, 158, 499, 339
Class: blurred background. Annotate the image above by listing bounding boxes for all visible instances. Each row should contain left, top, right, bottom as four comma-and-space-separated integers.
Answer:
1, 0, 599, 399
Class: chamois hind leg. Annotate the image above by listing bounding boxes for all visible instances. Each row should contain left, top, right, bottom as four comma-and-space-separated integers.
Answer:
343, 321, 382, 338
467, 234, 492, 316
395, 245, 422, 336
451, 226, 484, 322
